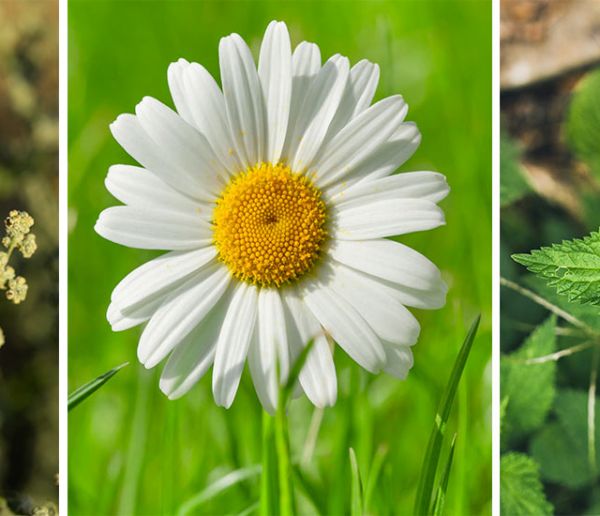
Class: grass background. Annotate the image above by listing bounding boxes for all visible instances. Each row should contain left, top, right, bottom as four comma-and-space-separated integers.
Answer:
68, 1, 492, 514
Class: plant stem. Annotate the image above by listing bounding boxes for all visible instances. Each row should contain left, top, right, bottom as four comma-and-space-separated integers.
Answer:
500, 277, 597, 336
275, 398, 293, 516
588, 345, 599, 477
260, 411, 276, 516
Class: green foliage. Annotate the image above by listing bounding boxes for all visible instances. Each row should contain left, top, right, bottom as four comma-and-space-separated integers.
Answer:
501, 316, 556, 439
567, 70, 600, 177
513, 231, 600, 306
531, 389, 600, 489
500, 453, 552, 516
500, 133, 530, 207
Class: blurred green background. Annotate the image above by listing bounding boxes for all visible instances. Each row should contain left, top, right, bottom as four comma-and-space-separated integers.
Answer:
68, 1, 491, 514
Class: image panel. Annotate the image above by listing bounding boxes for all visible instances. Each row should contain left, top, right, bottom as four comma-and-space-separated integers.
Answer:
0, 0, 59, 514
500, 1, 600, 514
68, 1, 492, 514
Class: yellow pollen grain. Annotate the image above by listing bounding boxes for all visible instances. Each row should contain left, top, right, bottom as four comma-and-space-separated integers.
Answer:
213, 162, 327, 287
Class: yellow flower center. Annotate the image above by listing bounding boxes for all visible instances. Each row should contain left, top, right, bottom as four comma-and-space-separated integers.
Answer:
213, 162, 327, 287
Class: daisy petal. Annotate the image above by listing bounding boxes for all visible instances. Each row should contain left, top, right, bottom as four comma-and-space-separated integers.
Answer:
349, 60, 380, 116
281, 41, 321, 159
259, 21, 292, 164
356, 122, 422, 182
289, 56, 349, 171
248, 288, 288, 413
326, 60, 380, 138
105, 165, 207, 216
167, 58, 195, 126
213, 282, 258, 408
138, 264, 231, 368
333, 198, 445, 239
382, 343, 414, 379
302, 278, 385, 373
110, 114, 203, 197
329, 238, 445, 293
111, 247, 217, 313
315, 95, 408, 188
328, 264, 420, 346
95, 206, 212, 250
135, 97, 223, 199
323, 122, 422, 196
283, 289, 337, 407
181, 62, 243, 174
159, 289, 233, 400
219, 33, 267, 167
330, 171, 449, 208
107, 296, 162, 332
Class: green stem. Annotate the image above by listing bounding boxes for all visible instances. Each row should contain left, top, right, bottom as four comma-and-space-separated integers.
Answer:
588, 344, 599, 477
275, 399, 294, 516
260, 412, 276, 516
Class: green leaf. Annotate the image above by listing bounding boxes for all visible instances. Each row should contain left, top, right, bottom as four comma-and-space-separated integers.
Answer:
431, 434, 457, 516
531, 389, 600, 489
501, 452, 552, 516
413, 315, 480, 516
349, 448, 364, 516
501, 316, 556, 439
566, 69, 600, 177
513, 231, 600, 306
68, 362, 128, 411
501, 132, 531, 207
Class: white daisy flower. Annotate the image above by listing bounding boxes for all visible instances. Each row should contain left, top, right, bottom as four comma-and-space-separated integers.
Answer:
95, 20, 449, 412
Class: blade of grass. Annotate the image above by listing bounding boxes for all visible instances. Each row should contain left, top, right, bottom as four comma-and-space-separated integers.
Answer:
176, 465, 262, 516
432, 434, 457, 516
364, 444, 389, 512
413, 315, 480, 515
68, 362, 128, 411
349, 447, 364, 516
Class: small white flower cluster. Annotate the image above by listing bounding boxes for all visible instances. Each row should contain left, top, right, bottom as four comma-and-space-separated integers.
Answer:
0, 210, 37, 347
0, 210, 36, 307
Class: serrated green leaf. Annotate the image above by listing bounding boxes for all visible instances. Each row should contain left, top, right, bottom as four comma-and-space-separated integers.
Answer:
501, 132, 531, 207
513, 231, 600, 306
531, 389, 600, 489
501, 316, 556, 439
567, 69, 600, 177
501, 452, 552, 516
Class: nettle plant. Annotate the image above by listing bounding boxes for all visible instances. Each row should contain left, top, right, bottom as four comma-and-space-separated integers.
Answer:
501, 69, 600, 515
